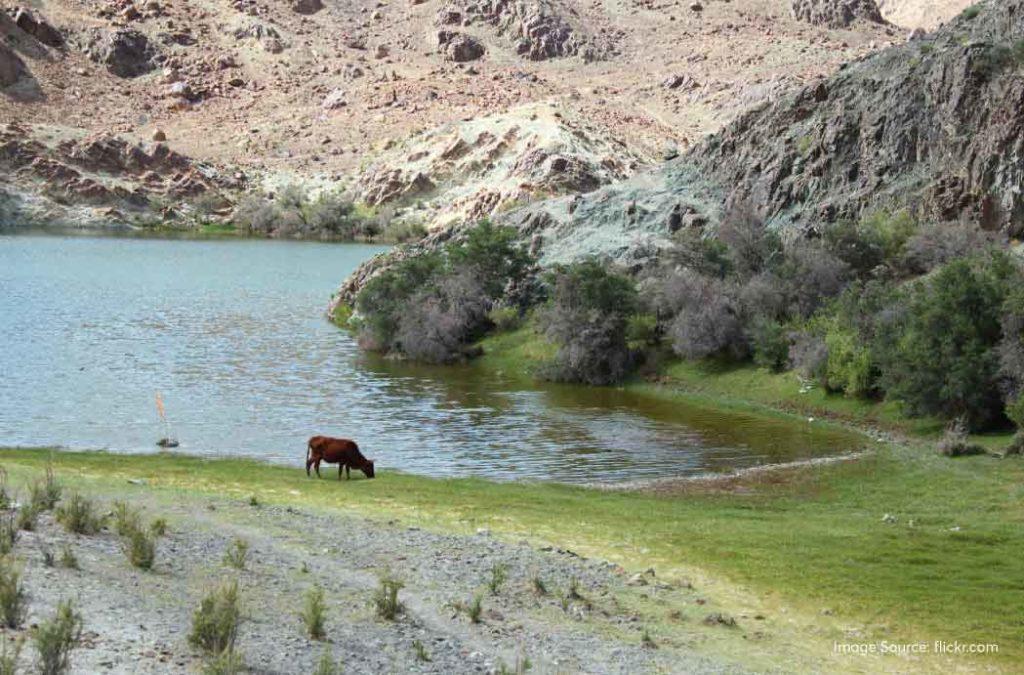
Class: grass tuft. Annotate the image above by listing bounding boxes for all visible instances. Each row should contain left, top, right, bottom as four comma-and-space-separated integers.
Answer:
300, 586, 327, 640
467, 593, 483, 624
531, 575, 547, 596
222, 538, 249, 570
412, 638, 431, 662
55, 493, 104, 535
0, 635, 21, 675
189, 581, 241, 656
373, 573, 404, 620
311, 649, 342, 675
488, 563, 508, 595
200, 648, 244, 675
28, 465, 61, 512
32, 600, 83, 675
58, 545, 78, 570
0, 513, 17, 555
112, 501, 142, 536
123, 527, 157, 570
0, 562, 27, 629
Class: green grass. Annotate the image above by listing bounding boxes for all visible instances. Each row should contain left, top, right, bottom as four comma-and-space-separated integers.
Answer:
476, 325, 1015, 447
0, 446, 1021, 665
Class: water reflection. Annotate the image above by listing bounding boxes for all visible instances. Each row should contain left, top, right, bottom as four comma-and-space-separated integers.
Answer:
0, 234, 862, 483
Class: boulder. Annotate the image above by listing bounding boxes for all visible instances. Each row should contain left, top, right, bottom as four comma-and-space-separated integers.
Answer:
291, 0, 323, 14
321, 88, 347, 109
437, 31, 485, 62
86, 29, 158, 78
0, 44, 26, 87
789, 0, 885, 28
11, 7, 64, 48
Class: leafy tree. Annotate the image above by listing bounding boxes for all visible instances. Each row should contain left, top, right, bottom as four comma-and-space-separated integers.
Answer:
877, 258, 1013, 428
540, 260, 639, 385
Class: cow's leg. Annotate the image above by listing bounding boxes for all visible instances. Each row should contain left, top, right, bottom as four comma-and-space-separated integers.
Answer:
338, 463, 343, 481
346, 465, 351, 480
306, 455, 314, 477
315, 459, 322, 478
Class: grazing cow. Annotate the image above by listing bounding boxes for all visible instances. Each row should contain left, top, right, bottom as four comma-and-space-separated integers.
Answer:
306, 436, 375, 480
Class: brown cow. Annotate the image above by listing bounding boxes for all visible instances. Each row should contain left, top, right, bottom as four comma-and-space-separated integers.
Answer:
306, 436, 376, 480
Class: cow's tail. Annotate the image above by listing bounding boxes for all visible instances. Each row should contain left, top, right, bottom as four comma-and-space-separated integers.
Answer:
305, 440, 313, 476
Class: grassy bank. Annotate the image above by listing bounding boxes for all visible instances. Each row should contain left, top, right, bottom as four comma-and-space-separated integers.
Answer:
475, 325, 1017, 448
1, 444, 1021, 669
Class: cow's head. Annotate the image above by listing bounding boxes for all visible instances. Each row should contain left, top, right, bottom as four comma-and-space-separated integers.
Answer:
361, 458, 375, 479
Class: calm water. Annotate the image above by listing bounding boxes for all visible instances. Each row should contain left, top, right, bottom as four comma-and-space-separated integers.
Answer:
0, 234, 861, 483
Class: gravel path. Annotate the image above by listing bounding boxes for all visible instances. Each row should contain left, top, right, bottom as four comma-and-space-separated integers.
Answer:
5, 488, 746, 674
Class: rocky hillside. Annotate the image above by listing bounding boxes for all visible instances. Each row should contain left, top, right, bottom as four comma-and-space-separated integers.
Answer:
480, 0, 1024, 272
355, 101, 647, 229
2, 0, 910, 229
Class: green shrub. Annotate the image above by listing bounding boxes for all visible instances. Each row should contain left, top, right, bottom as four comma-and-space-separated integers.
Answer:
150, 518, 168, 537
750, 319, 790, 372
123, 527, 156, 570
487, 563, 508, 595
312, 649, 342, 675
877, 257, 1013, 428
488, 305, 522, 332
201, 648, 244, 675
15, 506, 36, 532
467, 593, 483, 624
531, 576, 547, 596
55, 494, 104, 535
413, 639, 431, 662
373, 574, 404, 620
0, 564, 26, 628
223, 538, 249, 570
29, 466, 61, 512
539, 260, 639, 385
59, 546, 78, 570
354, 220, 534, 361
189, 581, 241, 655
626, 313, 659, 351
382, 219, 427, 243
112, 501, 141, 537
0, 513, 17, 555
32, 600, 83, 675
0, 635, 21, 675
300, 586, 327, 640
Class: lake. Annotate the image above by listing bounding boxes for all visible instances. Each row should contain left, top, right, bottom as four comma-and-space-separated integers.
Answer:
0, 233, 861, 483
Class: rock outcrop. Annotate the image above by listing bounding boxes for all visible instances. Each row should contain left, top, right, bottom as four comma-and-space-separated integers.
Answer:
0, 44, 26, 87
0, 123, 244, 227
9, 7, 64, 48
437, 0, 611, 61
789, 0, 885, 28
437, 31, 486, 62
82, 29, 159, 78
354, 102, 647, 229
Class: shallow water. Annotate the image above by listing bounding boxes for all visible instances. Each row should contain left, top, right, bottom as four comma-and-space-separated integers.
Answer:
0, 234, 861, 483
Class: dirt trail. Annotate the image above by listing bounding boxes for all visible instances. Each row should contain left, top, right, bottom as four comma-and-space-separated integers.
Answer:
9, 485, 743, 674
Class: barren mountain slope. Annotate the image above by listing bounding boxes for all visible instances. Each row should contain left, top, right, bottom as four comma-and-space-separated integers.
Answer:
2, 0, 902, 227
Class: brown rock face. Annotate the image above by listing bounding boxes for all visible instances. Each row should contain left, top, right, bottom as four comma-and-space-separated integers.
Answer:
789, 0, 886, 28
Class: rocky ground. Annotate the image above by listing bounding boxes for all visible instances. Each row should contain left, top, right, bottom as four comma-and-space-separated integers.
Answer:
6, 484, 747, 674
